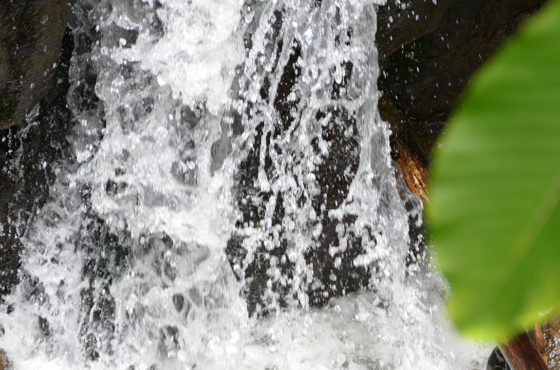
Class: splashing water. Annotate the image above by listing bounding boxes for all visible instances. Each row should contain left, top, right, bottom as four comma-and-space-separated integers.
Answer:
0, 0, 490, 369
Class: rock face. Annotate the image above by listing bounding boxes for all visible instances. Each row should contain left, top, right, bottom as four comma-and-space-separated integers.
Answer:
378, 0, 548, 168
0, 1, 73, 299
0, 0, 70, 128
226, 39, 372, 312
226, 0, 551, 314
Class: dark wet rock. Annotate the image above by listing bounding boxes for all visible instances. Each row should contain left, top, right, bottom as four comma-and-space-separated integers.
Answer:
226, 26, 376, 314
378, 0, 549, 166
487, 347, 511, 370
225, 0, 550, 315
0, 0, 70, 128
0, 0, 110, 305
0, 12, 116, 360
377, 0, 451, 64
0, 24, 74, 300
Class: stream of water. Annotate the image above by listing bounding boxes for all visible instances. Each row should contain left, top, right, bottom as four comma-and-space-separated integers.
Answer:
0, 0, 489, 368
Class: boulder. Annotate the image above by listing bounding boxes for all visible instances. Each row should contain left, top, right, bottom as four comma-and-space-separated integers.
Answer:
378, 0, 548, 170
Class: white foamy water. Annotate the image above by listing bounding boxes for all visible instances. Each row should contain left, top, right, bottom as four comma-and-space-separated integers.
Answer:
0, 0, 490, 369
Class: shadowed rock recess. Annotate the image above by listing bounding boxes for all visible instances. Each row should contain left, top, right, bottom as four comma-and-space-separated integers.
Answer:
0, 0, 70, 128
0, 0, 74, 299
0, 0, 549, 315
378, 0, 548, 187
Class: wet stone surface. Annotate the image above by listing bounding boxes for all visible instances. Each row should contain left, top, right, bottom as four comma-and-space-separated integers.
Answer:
224, 0, 550, 315
0, 0, 70, 128
378, 0, 548, 164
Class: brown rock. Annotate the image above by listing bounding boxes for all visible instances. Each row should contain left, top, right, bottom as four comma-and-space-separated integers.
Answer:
529, 320, 560, 369
0, 349, 12, 370
394, 142, 428, 202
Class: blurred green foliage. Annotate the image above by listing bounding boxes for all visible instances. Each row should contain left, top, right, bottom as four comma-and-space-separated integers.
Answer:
428, 0, 560, 341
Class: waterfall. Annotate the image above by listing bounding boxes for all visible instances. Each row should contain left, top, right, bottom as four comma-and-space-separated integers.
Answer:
0, 0, 489, 369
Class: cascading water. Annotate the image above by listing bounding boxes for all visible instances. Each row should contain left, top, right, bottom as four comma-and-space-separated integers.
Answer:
0, 0, 490, 369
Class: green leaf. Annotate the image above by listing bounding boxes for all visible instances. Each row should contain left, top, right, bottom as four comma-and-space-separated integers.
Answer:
427, 0, 560, 342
